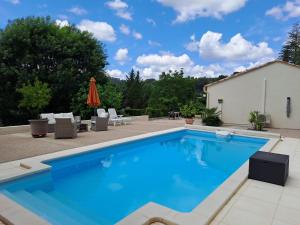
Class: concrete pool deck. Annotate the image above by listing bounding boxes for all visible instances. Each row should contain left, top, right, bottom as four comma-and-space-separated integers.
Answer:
0, 118, 185, 163
0, 120, 300, 225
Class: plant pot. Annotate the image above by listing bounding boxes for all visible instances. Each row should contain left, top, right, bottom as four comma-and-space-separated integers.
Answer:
185, 118, 194, 125
29, 119, 48, 138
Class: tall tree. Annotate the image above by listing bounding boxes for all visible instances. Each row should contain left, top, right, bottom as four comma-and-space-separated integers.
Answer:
123, 69, 145, 108
279, 23, 300, 65
0, 16, 108, 125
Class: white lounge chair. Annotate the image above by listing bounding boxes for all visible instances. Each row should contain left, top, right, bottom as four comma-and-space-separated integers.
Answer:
108, 108, 131, 126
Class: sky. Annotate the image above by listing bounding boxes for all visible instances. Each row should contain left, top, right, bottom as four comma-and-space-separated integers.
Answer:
0, 0, 299, 80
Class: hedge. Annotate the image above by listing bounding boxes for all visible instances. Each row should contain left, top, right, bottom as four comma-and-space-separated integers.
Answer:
124, 108, 145, 116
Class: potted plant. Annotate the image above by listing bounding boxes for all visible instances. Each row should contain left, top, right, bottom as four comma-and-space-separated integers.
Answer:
17, 79, 52, 137
249, 111, 265, 131
180, 102, 196, 124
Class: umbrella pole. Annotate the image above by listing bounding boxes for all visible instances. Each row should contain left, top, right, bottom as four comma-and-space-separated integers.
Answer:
94, 107, 97, 116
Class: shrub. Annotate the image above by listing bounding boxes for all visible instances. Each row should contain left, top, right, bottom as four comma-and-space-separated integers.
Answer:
249, 111, 265, 131
202, 116, 222, 126
146, 107, 163, 118
201, 107, 222, 126
124, 108, 145, 116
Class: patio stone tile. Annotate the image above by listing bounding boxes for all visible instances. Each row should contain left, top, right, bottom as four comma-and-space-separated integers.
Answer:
279, 192, 300, 210
222, 207, 272, 225
232, 195, 277, 218
272, 220, 292, 225
241, 185, 282, 204
274, 206, 300, 225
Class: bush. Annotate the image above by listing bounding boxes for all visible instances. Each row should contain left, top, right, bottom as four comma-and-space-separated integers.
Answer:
180, 102, 197, 118
201, 107, 222, 126
202, 116, 223, 126
124, 108, 145, 116
146, 107, 164, 118
17, 79, 51, 118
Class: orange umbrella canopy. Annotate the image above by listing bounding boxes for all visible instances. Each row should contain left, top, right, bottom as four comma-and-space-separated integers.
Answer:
87, 77, 101, 107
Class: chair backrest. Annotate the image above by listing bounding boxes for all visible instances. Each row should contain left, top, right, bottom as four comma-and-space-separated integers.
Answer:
108, 108, 118, 119
54, 112, 74, 123
97, 108, 106, 117
55, 118, 73, 126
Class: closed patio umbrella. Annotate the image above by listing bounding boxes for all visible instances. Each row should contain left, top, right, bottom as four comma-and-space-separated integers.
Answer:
87, 77, 101, 115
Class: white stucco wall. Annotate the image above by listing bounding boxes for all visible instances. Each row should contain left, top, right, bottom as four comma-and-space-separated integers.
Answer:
206, 62, 300, 129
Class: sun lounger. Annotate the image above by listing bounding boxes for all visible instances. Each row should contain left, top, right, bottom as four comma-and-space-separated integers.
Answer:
108, 108, 131, 126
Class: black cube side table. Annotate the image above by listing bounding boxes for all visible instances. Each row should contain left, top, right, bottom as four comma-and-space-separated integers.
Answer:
248, 151, 289, 186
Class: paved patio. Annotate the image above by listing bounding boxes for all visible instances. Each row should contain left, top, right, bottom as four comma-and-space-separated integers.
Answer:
0, 119, 184, 163
209, 137, 300, 225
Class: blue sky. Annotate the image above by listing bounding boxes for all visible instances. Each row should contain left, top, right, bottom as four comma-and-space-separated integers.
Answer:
1, 0, 299, 79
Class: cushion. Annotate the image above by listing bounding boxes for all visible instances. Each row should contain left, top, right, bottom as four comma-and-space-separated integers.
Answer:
41, 113, 55, 124
99, 112, 108, 118
54, 113, 64, 119
63, 112, 74, 123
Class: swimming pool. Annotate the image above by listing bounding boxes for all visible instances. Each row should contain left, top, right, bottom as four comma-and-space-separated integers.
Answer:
0, 129, 267, 225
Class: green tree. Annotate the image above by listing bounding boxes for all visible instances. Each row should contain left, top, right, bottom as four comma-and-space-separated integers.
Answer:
71, 80, 122, 119
279, 23, 300, 65
0, 16, 108, 125
17, 80, 51, 118
99, 82, 123, 110
148, 69, 196, 114
123, 69, 145, 108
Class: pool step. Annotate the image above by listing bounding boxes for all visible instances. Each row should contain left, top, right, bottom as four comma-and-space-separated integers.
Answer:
2, 190, 83, 225
33, 190, 98, 225
49, 191, 112, 225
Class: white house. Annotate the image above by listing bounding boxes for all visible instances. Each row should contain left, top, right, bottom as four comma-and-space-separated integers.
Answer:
204, 61, 300, 129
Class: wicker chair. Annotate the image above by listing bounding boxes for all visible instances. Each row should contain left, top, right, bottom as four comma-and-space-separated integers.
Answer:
91, 116, 109, 131
54, 118, 77, 139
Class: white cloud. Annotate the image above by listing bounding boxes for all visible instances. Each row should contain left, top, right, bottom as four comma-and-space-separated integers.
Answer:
148, 40, 161, 47
114, 48, 129, 64
6, 0, 20, 4
266, 0, 300, 20
146, 18, 156, 26
135, 53, 222, 79
132, 31, 142, 40
157, 0, 247, 22
119, 24, 130, 35
198, 31, 274, 61
68, 6, 87, 15
185, 34, 199, 52
106, 0, 132, 20
77, 20, 116, 42
7, 0, 19, 4
134, 51, 275, 79
106, 69, 126, 79
55, 19, 69, 28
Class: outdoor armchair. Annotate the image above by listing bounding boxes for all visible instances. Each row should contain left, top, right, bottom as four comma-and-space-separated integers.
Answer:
91, 116, 109, 131
54, 118, 77, 139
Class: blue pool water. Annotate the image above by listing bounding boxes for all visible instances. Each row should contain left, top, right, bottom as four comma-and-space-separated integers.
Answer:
0, 130, 267, 225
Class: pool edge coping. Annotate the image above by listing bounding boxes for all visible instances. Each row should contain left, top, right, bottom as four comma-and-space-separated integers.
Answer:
0, 126, 280, 225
